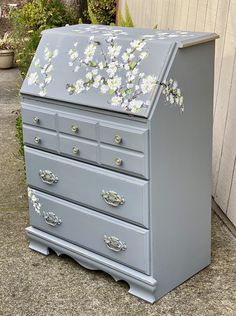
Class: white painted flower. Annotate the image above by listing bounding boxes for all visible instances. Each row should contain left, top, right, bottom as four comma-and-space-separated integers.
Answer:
92, 69, 98, 75
179, 96, 184, 106
45, 75, 52, 84
107, 76, 122, 91
107, 61, 118, 77
69, 49, 79, 61
28, 72, 39, 85
140, 75, 157, 94
169, 94, 175, 104
111, 96, 123, 106
53, 49, 58, 58
74, 65, 80, 72
172, 80, 178, 90
34, 58, 40, 67
84, 43, 97, 61
98, 62, 105, 69
139, 73, 145, 78
130, 39, 146, 51
139, 51, 148, 60
45, 64, 53, 74
100, 84, 109, 94
86, 72, 93, 80
44, 47, 52, 61
108, 44, 122, 58
39, 88, 46, 97
68, 62, 73, 67
129, 99, 143, 112
93, 75, 102, 88
75, 79, 85, 94
122, 52, 129, 63
124, 63, 130, 70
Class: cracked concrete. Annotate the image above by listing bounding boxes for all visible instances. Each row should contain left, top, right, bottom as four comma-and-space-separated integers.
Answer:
0, 68, 236, 316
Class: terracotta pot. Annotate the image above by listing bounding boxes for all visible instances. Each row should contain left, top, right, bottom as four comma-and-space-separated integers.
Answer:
0, 49, 14, 69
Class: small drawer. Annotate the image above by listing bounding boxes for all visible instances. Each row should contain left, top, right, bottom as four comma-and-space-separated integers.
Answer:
100, 145, 148, 178
25, 147, 149, 228
58, 113, 97, 140
100, 123, 148, 152
28, 189, 150, 274
59, 134, 97, 163
23, 125, 58, 152
22, 104, 56, 130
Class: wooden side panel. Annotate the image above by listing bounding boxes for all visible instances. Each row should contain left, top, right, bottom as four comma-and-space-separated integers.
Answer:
119, 0, 236, 226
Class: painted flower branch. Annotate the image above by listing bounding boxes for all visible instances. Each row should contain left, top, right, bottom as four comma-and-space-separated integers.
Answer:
66, 36, 184, 113
28, 46, 58, 96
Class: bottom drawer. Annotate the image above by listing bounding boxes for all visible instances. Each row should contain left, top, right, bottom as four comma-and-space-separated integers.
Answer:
28, 189, 150, 274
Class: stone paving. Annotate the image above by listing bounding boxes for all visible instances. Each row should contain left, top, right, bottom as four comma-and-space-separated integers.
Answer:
0, 68, 236, 316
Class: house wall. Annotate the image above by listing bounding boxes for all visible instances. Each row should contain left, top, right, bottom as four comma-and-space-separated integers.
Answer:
119, 0, 236, 227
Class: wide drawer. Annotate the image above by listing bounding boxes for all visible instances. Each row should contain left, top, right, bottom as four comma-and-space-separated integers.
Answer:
23, 125, 58, 153
100, 123, 148, 153
25, 147, 149, 227
28, 189, 150, 274
58, 112, 98, 140
59, 134, 98, 163
22, 103, 56, 130
100, 144, 148, 178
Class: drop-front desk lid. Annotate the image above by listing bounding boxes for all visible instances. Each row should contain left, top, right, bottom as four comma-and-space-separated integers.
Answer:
20, 24, 218, 118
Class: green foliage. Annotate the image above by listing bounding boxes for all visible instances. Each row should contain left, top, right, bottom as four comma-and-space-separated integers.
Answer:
88, 0, 116, 25
10, 0, 79, 78
117, 2, 134, 27
16, 113, 24, 158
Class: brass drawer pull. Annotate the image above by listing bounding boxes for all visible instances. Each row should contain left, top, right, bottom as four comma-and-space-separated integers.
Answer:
71, 125, 79, 133
114, 135, 122, 144
115, 158, 122, 166
34, 136, 41, 144
39, 169, 59, 185
72, 146, 79, 154
104, 235, 127, 252
43, 211, 62, 227
33, 116, 40, 124
101, 190, 125, 207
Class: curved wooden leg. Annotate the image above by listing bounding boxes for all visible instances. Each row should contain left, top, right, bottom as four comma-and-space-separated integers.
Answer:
29, 239, 50, 256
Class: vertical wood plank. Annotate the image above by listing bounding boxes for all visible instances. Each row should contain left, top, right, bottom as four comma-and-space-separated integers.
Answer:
227, 160, 236, 226
195, 0, 208, 31
215, 48, 236, 212
186, 0, 199, 31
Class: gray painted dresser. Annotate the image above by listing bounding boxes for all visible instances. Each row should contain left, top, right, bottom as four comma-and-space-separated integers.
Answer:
20, 24, 218, 303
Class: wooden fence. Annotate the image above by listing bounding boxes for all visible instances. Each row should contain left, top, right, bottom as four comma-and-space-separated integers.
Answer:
119, 0, 236, 227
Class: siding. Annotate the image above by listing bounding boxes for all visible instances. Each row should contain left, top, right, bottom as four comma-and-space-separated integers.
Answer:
119, 0, 236, 227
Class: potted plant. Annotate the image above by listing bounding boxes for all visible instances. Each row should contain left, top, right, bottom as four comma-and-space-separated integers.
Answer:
0, 32, 15, 69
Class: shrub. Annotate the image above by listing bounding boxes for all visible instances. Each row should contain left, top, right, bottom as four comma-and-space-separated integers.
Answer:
117, 2, 134, 27
88, 0, 116, 25
10, 0, 79, 78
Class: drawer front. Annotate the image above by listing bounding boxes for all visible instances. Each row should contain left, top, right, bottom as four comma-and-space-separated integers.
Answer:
25, 147, 149, 228
23, 125, 58, 152
28, 190, 150, 274
100, 145, 148, 178
58, 113, 97, 140
100, 123, 148, 152
22, 104, 56, 130
59, 134, 97, 163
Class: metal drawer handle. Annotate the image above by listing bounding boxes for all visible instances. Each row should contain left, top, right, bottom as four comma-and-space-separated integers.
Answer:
114, 135, 122, 144
115, 158, 122, 166
101, 190, 125, 207
42, 211, 62, 227
104, 235, 127, 252
72, 146, 79, 154
33, 116, 40, 124
34, 136, 41, 144
39, 169, 59, 185
71, 125, 79, 133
